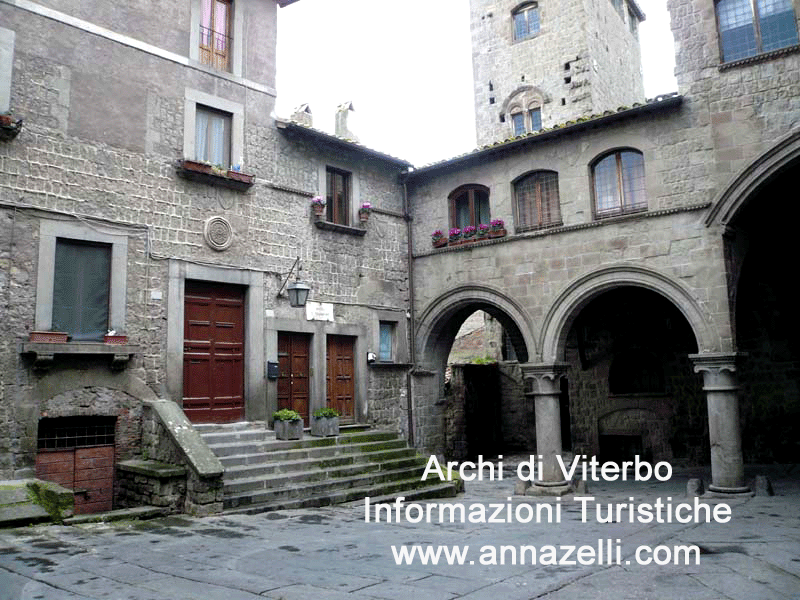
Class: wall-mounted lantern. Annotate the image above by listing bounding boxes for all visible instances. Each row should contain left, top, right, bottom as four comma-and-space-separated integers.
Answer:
277, 257, 311, 308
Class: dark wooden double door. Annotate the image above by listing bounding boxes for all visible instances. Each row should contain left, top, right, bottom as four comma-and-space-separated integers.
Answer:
277, 333, 355, 424
183, 281, 245, 423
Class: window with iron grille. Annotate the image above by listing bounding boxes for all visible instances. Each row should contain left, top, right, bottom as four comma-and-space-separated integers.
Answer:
52, 239, 111, 340
326, 167, 351, 225
592, 149, 646, 219
515, 170, 561, 231
716, 0, 799, 62
513, 3, 541, 41
449, 185, 491, 230
200, 0, 232, 71
195, 104, 231, 167
38, 416, 116, 450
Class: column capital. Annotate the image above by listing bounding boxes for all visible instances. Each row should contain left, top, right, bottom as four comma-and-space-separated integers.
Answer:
689, 352, 745, 391
520, 362, 569, 382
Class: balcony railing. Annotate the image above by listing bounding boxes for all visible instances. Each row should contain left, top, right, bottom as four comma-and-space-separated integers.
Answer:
199, 26, 231, 71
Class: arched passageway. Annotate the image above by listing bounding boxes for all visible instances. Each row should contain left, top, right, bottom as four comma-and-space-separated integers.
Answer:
414, 286, 535, 459
561, 287, 702, 464
727, 158, 800, 462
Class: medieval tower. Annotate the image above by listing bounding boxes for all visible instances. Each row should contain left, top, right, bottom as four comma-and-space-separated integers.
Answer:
470, 0, 646, 145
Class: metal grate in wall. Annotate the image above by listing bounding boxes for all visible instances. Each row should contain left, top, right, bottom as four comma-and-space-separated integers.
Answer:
37, 416, 116, 450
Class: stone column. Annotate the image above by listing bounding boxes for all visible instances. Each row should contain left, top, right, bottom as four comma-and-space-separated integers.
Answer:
689, 353, 750, 495
520, 363, 570, 494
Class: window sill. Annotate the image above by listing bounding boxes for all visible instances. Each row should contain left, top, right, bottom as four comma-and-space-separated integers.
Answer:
594, 206, 648, 221
313, 219, 367, 236
176, 160, 255, 191
369, 362, 412, 369
719, 44, 800, 71
0, 115, 22, 141
20, 341, 140, 372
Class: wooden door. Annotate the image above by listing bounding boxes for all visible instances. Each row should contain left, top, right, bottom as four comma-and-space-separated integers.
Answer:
35, 446, 115, 514
326, 335, 355, 423
183, 281, 245, 423
277, 333, 311, 422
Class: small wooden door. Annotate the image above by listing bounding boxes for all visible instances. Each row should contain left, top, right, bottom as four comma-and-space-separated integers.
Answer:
327, 335, 356, 423
183, 281, 245, 423
36, 447, 115, 515
277, 333, 311, 422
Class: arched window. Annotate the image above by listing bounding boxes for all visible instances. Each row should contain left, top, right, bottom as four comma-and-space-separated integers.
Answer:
716, 0, 799, 62
514, 170, 561, 231
513, 2, 540, 41
591, 149, 646, 219
449, 185, 490, 230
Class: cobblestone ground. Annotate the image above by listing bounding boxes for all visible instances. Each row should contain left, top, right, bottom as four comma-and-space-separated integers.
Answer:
0, 465, 798, 600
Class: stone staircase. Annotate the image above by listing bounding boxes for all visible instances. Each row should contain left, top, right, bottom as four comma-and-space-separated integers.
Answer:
195, 422, 460, 514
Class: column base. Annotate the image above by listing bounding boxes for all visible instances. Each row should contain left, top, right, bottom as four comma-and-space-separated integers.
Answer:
705, 484, 753, 498
525, 480, 572, 497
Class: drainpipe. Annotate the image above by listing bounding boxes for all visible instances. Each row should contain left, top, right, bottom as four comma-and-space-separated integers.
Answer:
403, 179, 416, 446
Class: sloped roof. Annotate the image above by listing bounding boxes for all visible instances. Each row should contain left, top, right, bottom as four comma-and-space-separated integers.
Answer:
406, 93, 682, 179
275, 119, 414, 169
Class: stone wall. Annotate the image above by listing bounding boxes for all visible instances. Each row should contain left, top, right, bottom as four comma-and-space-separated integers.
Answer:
470, 0, 644, 145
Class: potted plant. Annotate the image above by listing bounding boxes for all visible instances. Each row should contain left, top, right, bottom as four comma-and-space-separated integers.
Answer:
359, 202, 371, 222
29, 330, 69, 343
273, 409, 303, 440
311, 196, 326, 217
477, 223, 490, 239
311, 407, 340, 437
489, 218, 507, 238
448, 227, 462, 246
462, 225, 477, 242
431, 229, 447, 248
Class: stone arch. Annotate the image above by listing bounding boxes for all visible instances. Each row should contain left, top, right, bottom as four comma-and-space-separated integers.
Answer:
540, 265, 719, 363
499, 85, 550, 117
416, 284, 537, 369
33, 370, 158, 405
705, 128, 800, 227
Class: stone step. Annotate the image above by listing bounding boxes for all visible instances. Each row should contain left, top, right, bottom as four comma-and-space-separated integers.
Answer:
222, 451, 426, 481
223, 471, 456, 511
208, 437, 409, 461
224, 480, 458, 515
223, 455, 429, 493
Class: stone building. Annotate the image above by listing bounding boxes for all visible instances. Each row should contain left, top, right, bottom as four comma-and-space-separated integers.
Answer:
406, 0, 800, 494
0, 0, 798, 513
0, 0, 413, 513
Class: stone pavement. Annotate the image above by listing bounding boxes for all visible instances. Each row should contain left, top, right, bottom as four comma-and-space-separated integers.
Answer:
0, 465, 798, 600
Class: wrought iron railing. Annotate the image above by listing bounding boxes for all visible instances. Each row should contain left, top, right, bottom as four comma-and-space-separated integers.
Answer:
199, 26, 232, 71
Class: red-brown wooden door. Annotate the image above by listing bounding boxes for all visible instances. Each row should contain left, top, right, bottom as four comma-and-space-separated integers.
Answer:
36, 447, 115, 514
277, 333, 311, 422
327, 335, 355, 423
183, 281, 245, 423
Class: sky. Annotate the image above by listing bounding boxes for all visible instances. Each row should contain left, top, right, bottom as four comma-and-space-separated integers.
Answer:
275, 0, 677, 166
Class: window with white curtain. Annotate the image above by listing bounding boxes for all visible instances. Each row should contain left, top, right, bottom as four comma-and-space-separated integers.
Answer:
195, 105, 231, 167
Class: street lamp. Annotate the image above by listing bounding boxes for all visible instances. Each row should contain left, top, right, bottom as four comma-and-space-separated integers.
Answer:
277, 257, 311, 308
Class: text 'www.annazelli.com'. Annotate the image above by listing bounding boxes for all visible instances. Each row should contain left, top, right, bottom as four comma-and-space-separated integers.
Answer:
391, 542, 700, 566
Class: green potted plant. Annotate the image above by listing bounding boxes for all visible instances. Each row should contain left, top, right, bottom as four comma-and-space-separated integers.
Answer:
477, 223, 490, 240
311, 407, 340, 437
448, 227, 462, 246
431, 229, 447, 248
273, 409, 303, 440
359, 202, 371, 222
311, 195, 326, 217
462, 225, 477, 242
489, 218, 507, 238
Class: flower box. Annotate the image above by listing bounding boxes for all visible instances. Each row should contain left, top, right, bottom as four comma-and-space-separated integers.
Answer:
489, 228, 507, 238
176, 160, 255, 191
359, 211, 369, 223
311, 415, 340, 437
0, 114, 22, 141
104, 334, 128, 345
274, 418, 303, 440
29, 331, 68, 343
432, 237, 447, 248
